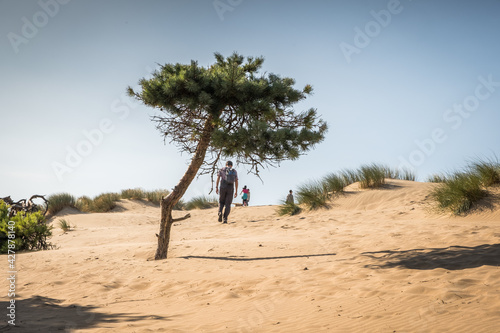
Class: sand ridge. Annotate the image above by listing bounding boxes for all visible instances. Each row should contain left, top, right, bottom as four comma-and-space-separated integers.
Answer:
1, 179, 500, 332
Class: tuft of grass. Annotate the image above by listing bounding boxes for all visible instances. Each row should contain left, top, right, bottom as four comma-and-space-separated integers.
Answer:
339, 169, 359, 185
358, 164, 386, 189
92, 193, 120, 212
120, 188, 146, 200
296, 181, 330, 210
469, 158, 500, 187
276, 201, 302, 216
322, 173, 347, 196
173, 199, 185, 210
385, 167, 416, 181
431, 172, 487, 215
184, 196, 218, 210
58, 218, 74, 232
75, 196, 94, 212
47, 193, 76, 216
427, 174, 447, 183
145, 189, 170, 205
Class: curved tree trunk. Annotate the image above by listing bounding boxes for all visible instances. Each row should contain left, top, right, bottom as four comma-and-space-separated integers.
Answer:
155, 116, 214, 260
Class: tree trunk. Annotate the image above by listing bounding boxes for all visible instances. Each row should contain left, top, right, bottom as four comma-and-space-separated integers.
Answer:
155, 116, 214, 260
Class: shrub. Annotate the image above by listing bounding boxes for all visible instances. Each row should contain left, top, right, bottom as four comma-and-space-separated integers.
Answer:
431, 172, 487, 215
47, 193, 76, 216
0, 200, 53, 253
386, 167, 416, 181
296, 181, 329, 210
185, 196, 218, 210
145, 189, 170, 205
121, 188, 145, 200
276, 201, 302, 216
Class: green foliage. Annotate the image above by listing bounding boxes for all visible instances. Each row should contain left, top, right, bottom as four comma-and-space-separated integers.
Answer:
75, 196, 94, 212
145, 189, 170, 205
58, 219, 73, 232
128, 52, 327, 176
427, 174, 447, 183
47, 193, 76, 216
0, 200, 53, 253
384, 167, 416, 181
173, 199, 186, 210
92, 193, 120, 212
358, 164, 386, 189
184, 196, 218, 210
296, 181, 330, 210
469, 158, 500, 187
431, 173, 486, 215
322, 173, 348, 195
276, 201, 302, 216
121, 188, 146, 200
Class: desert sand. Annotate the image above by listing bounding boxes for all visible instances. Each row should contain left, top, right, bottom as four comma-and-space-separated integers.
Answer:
2, 179, 500, 332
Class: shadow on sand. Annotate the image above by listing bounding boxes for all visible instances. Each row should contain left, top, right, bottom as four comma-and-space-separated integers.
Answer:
362, 243, 500, 270
180, 253, 337, 261
0, 295, 171, 332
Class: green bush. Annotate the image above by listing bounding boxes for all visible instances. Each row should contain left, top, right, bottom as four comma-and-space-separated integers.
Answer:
0, 200, 53, 253
47, 193, 76, 216
431, 173, 487, 215
185, 196, 218, 210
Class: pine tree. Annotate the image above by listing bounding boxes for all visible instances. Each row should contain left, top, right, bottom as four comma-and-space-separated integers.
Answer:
128, 52, 327, 259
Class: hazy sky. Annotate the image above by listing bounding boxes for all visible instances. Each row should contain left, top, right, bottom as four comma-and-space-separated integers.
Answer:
1, 0, 499, 206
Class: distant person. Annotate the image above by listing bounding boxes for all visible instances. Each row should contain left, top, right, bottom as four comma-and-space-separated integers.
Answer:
241, 186, 250, 206
216, 161, 238, 223
286, 190, 294, 204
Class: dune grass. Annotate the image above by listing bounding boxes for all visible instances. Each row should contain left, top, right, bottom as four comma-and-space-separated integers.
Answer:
58, 218, 74, 232
430, 157, 500, 215
469, 158, 500, 187
427, 174, 447, 183
47, 193, 76, 216
296, 181, 330, 210
145, 189, 170, 205
120, 188, 146, 200
431, 172, 487, 215
357, 164, 386, 189
276, 201, 302, 216
184, 196, 218, 210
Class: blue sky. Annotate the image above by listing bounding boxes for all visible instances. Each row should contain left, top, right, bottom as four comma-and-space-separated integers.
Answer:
1, 0, 499, 206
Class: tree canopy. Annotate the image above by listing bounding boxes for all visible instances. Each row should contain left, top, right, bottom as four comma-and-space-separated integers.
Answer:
129, 52, 327, 180
128, 52, 328, 259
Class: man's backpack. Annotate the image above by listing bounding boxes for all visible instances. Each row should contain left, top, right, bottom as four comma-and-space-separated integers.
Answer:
225, 167, 237, 185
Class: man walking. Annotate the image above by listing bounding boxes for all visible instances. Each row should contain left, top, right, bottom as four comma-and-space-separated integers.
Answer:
216, 161, 238, 224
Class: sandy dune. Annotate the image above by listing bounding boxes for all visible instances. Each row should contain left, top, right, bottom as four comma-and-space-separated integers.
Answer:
2, 179, 500, 332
